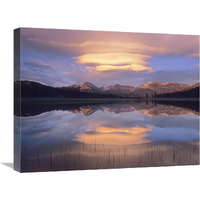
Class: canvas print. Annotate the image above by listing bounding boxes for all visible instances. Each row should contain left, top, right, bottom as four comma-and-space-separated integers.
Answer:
14, 28, 199, 172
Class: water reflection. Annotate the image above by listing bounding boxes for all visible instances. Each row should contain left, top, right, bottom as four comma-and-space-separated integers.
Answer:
16, 100, 199, 117
74, 126, 153, 145
14, 101, 199, 172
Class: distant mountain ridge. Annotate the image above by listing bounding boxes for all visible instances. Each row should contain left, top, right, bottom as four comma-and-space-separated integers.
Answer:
68, 81, 190, 97
133, 81, 191, 97
69, 82, 102, 93
14, 80, 117, 98
15, 80, 198, 98
101, 84, 135, 95
156, 82, 199, 98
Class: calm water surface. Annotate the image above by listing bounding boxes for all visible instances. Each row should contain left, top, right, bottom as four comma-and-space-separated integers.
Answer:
14, 101, 199, 172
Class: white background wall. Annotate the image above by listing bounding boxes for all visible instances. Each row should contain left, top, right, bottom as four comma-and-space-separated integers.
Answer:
0, 0, 199, 200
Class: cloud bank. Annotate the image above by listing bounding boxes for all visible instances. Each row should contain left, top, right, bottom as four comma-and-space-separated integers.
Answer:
74, 53, 153, 72
20, 28, 199, 86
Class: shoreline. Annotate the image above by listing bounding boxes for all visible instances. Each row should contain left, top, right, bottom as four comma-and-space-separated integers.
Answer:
15, 97, 199, 105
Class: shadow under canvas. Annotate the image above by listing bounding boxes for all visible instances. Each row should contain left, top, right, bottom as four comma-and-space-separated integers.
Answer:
2, 163, 13, 169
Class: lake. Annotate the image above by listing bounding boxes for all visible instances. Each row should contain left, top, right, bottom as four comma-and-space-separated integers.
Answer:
14, 100, 199, 172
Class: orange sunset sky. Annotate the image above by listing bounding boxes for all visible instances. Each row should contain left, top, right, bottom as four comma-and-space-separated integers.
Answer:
18, 28, 199, 87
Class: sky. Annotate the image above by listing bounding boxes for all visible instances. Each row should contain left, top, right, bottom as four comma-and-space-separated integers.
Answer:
19, 28, 199, 87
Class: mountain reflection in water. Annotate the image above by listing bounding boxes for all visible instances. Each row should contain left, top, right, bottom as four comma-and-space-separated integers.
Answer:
16, 100, 199, 117
14, 101, 199, 172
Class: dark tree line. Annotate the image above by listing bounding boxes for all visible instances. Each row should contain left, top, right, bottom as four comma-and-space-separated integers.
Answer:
14, 81, 118, 99
156, 85, 199, 98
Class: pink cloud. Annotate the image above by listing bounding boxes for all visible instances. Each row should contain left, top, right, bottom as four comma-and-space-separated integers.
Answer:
21, 28, 199, 58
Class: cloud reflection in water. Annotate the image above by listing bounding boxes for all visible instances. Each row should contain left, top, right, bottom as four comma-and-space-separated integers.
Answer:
74, 126, 153, 145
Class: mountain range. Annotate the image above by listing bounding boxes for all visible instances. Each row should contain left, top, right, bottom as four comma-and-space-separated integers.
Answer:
67, 81, 192, 97
14, 80, 199, 98
156, 82, 200, 98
